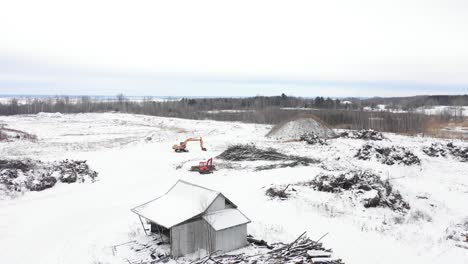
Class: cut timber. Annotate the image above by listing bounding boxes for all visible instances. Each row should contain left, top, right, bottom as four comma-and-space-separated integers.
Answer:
307, 250, 332, 258
312, 257, 335, 263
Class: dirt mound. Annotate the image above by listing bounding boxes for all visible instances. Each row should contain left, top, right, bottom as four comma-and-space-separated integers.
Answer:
355, 143, 421, 166
303, 170, 410, 212
267, 116, 336, 140
423, 142, 468, 162
217, 144, 319, 170
0, 159, 98, 198
340, 129, 384, 141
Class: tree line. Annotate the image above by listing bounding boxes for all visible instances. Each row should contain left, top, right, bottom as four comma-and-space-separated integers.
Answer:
356, 94, 468, 109
0, 94, 455, 134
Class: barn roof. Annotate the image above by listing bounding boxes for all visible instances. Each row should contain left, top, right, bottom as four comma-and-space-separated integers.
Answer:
203, 208, 251, 231
131, 180, 230, 229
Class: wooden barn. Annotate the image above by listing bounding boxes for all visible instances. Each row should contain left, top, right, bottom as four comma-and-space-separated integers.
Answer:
131, 180, 251, 258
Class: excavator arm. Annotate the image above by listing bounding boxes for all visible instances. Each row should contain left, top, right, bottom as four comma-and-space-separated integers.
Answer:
173, 137, 207, 151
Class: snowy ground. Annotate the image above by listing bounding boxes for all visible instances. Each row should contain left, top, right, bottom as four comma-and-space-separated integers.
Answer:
0, 113, 467, 264
415, 106, 468, 117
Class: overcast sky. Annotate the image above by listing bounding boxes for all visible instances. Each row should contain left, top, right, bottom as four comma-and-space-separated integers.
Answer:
1, 0, 467, 97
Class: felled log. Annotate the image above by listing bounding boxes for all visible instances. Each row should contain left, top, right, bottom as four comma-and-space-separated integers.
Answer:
247, 236, 273, 249
192, 232, 344, 264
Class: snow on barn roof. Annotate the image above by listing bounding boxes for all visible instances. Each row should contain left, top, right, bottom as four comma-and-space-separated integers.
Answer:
203, 208, 251, 231
131, 180, 229, 229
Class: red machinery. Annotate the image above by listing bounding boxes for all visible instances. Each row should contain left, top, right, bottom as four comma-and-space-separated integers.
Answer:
190, 158, 215, 174
198, 158, 213, 174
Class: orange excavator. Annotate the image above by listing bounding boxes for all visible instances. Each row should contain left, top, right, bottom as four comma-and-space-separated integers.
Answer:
172, 137, 207, 153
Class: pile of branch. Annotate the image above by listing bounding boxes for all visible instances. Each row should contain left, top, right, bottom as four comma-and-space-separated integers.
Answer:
54, 159, 98, 183
0, 159, 98, 197
192, 232, 343, 264
265, 184, 292, 200
218, 144, 293, 161
423, 142, 468, 162
340, 129, 384, 141
303, 170, 410, 212
300, 133, 327, 145
446, 219, 468, 248
355, 143, 421, 166
217, 144, 319, 170
113, 235, 170, 264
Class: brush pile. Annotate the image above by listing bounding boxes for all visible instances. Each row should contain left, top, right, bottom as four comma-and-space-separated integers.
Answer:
303, 170, 410, 212
265, 184, 292, 200
300, 133, 327, 145
54, 159, 99, 183
423, 143, 468, 162
340, 129, 384, 141
192, 232, 344, 264
217, 144, 319, 170
446, 219, 468, 249
355, 143, 421, 165
0, 159, 98, 197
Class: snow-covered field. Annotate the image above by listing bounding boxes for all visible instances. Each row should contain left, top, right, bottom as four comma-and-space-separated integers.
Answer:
0, 113, 467, 264
415, 106, 468, 116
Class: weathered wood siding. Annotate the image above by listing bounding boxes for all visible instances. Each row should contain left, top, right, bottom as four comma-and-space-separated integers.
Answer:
207, 195, 225, 212
214, 224, 248, 253
170, 219, 216, 258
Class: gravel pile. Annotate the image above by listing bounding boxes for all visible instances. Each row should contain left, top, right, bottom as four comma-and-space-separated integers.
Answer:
355, 143, 421, 165
267, 116, 336, 140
